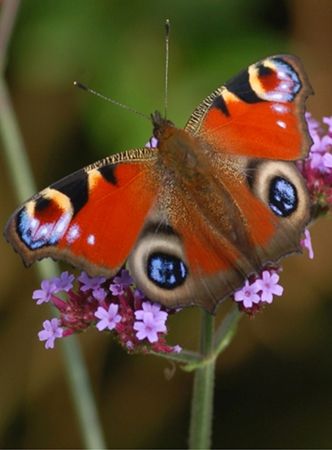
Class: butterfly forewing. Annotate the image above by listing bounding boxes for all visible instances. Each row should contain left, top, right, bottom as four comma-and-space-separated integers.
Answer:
5, 148, 159, 277
185, 55, 313, 160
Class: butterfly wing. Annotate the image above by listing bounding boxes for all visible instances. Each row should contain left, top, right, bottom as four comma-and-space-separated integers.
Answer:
126, 55, 313, 311
5, 148, 159, 277
127, 143, 310, 312
185, 54, 313, 160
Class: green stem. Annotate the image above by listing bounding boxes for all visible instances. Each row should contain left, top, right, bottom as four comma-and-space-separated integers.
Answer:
213, 306, 242, 357
150, 349, 202, 366
0, 75, 107, 449
189, 311, 215, 450
0, 0, 21, 71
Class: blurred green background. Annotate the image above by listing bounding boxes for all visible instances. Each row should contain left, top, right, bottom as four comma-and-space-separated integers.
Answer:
1, 0, 332, 448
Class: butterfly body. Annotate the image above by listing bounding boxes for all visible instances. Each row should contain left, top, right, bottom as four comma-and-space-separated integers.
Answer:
5, 55, 313, 311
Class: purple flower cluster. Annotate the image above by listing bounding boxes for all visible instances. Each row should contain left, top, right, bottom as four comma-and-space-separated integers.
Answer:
299, 114, 332, 217
233, 227, 315, 314
233, 269, 283, 314
35, 269, 180, 353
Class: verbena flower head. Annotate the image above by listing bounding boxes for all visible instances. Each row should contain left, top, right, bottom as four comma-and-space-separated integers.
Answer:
298, 114, 332, 217
36, 268, 180, 353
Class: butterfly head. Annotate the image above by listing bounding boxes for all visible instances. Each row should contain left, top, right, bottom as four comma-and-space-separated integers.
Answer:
151, 111, 175, 141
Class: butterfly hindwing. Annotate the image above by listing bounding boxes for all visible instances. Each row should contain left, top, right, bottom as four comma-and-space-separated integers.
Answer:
127, 148, 310, 312
185, 55, 313, 160
5, 148, 159, 276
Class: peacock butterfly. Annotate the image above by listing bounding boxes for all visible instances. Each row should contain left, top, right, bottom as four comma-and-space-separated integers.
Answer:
4, 54, 313, 312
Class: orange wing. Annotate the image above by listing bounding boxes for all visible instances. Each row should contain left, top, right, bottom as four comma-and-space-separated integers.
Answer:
185, 55, 313, 160
5, 148, 158, 276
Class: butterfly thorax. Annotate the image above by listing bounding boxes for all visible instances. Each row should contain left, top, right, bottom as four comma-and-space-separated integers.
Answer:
152, 111, 209, 185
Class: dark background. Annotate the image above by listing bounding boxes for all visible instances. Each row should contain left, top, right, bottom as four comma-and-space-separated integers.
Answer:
1, 0, 332, 448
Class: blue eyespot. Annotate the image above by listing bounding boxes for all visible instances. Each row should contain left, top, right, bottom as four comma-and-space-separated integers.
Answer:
269, 176, 298, 217
147, 252, 187, 289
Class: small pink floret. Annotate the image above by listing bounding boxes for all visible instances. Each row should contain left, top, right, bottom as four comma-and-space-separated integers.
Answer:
78, 271, 106, 292
255, 270, 284, 304
109, 269, 133, 295
301, 229, 314, 260
145, 136, 159, 148
53, 271, 75, 292
38, 318, 63, 349
95, 303, 122, 331
135, 301, 168, 323
234, 280, 260, 308
92, 287, 107, 302
32, 279, 58, 305
134, 311, 167, 343
173, 345, 182, 353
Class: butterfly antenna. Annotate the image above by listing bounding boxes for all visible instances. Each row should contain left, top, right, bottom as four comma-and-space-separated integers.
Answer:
73, 81, 150, 121
164, 19, 170, 119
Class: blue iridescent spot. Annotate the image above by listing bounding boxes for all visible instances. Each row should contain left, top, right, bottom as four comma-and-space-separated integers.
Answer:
269, 176, 298, 217
147, 252, 187, 290
17, 208, 46, 250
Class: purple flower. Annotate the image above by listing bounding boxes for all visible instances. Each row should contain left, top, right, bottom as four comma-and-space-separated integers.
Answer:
109, 269, 133, 296
32, 268, 179, 353
310, 152, 326, 171
234, 280, 260, 308
134, 288, 145, 301
135, 301, 168, 323
78, 271, 106, 292
95, 304, 122, 331
310, 147, 332, 172
255, 270, 283, 304
38, 318, 63, 349
134, 302, 168, 343
53, 271, 75, 292
32, 279, 58, 305
306, 114, 332, 172
145, 136, 159, 148
126, 340, 134, 350
301, 229, 314, 259
323, 116, 332, 131
323, 152, 332, 169
306, 112, 321, 136
134, 311, 167, 343
92, 287, 107, 302
173, 345, 182, 353
109, 283, 123, 296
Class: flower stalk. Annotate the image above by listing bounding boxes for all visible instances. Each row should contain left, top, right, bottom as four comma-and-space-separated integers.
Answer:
189, 311, 215, 450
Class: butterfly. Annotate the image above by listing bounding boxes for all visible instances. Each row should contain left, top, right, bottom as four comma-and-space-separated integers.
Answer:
4, 55, 313, 312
